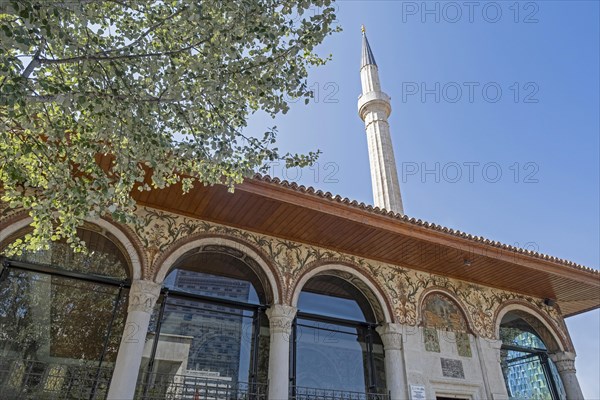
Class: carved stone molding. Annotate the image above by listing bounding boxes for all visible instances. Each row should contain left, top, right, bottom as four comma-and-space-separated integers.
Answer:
550, 351, 577, 373
376, 323, 403, 351
128, 279, 161, 314
266, 304, 297, 335
488, 338, 503, 351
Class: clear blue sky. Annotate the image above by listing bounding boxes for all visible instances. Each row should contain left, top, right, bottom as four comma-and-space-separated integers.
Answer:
248, 0, 600, 397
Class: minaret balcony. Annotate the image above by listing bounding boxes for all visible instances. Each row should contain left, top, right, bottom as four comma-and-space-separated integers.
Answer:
358, 90, 392, 120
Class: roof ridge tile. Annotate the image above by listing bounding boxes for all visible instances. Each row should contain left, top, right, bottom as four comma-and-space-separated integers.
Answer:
249, 174, 596, 273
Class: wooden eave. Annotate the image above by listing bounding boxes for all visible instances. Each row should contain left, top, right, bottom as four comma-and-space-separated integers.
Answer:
132, 175, 600, 318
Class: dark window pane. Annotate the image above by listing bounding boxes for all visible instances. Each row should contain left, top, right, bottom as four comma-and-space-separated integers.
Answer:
294, 275, 387, 395
165, 269, 260, 305
296, 322, 367, 392
298, 291, 365, 321
15, 229, 129, 280
0, 269, 127, 399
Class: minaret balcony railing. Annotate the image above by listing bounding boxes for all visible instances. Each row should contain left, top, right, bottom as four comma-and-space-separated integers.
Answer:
357, 91, 391, 120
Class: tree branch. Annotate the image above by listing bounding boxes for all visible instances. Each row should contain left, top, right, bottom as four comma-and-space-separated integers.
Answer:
25, 93, 179, 103
22, 39, 46, 79
100, 7, 188, 56
37, 38, 209, 65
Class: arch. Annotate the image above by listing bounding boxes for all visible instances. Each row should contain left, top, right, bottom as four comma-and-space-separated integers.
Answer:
291, 261, 393, 323
0, 216, 142, 280
154, 234, 281, 304
494, 302, 568, 353
0, 214, 32, 245
417, 287, 474, 334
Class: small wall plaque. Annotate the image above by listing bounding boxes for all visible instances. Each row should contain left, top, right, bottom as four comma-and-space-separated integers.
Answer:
441, 357, 465, 379
410, 384, 427, 400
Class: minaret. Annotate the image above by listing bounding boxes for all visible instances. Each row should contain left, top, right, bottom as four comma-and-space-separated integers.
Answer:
358, 26, 404, 214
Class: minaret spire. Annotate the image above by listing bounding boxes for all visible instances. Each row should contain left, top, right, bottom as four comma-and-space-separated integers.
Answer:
358, 27, 404, 214
361, 27, 377, 68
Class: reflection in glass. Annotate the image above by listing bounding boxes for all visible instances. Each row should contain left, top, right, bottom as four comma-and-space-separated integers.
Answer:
500, 315, 566, 400
0, 229, 129, 398
294, 275, 386, 395
0, 271, 126, 361
296, 320, 365, 392
140, 254, 270, 398
16, 229, 129, 279
298, 291, 366, 321
154, 299, 258, 383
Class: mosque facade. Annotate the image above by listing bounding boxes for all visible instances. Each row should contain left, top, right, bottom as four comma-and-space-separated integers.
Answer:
0, 31, 597, 400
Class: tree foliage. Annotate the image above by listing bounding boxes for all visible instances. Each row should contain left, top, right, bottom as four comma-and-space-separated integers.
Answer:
0, 0, 338, 253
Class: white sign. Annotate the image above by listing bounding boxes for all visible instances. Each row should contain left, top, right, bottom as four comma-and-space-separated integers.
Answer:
410, 384, 427, 400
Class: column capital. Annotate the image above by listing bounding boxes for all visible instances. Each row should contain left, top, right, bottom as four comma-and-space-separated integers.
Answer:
376, 322, 403, 351
482, 337, 504, 351
128, 279, 161, 314
550, 351, 577, 373
266, 304, 297, 334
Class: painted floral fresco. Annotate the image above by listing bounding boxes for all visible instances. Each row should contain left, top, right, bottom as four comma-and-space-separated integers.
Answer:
129, 207, 569, 343
0, 205, 570, 345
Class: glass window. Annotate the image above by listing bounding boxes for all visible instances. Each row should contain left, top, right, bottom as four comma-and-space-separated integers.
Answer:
140, 249, 270, 399
0, 229, 129, 399
500, 313, 566, 400
165, 270, 260, 305
298, 291, 365, 321
15, 229, 129, 279
295, 320, 367, 392
293, 275, 386, 397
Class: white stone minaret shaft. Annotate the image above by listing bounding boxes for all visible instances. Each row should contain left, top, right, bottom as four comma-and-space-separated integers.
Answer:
358, 29, 404, 214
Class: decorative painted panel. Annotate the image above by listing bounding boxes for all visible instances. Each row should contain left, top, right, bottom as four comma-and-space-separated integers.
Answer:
1, 204, 570, 344
456, 332, 472, 358
423, 327, 440, 352
421, 293, 472, 356
422, 293, 469, 332
130, 207, 569, 341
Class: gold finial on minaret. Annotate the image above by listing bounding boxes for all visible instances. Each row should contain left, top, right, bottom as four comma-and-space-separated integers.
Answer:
361, 25, 366, 34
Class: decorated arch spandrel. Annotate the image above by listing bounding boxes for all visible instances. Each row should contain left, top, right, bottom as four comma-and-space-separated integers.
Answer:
1, 204, 571, 342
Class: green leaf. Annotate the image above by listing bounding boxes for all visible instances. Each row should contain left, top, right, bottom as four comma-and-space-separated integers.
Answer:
0, 0, 338, 254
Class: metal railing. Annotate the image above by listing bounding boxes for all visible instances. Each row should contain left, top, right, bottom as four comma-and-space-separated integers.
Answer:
0, 358, 113, 400
136, 371, 268, 400
0, 358, 389, 400
291, 386, 390, 400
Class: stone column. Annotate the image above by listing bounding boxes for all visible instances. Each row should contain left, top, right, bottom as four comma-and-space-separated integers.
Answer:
266, 304, 297, 400
550, 351, 584, 400
107, 280, 161, 400
376, 323, 407, 400
476, 337, 509, 400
